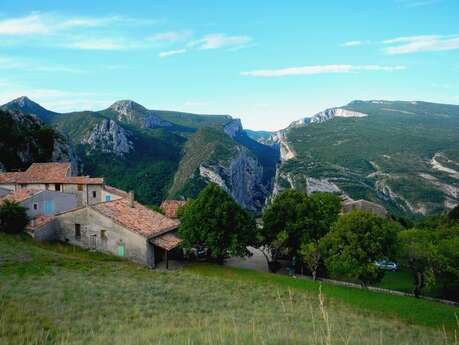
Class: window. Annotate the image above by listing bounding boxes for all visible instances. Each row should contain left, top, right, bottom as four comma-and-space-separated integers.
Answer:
105, 195, 111, 202
20, 184, 26, 189
45, 184, 49, 190
77, 184, 83, 191
100, 230, 107, 239
75, 224, 81, 240
92, 191, 97, 198
33, 203, 38, 211
55, 184, 61, 191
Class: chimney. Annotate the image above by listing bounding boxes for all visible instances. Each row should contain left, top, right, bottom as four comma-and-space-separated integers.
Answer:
128, 191, 134, 208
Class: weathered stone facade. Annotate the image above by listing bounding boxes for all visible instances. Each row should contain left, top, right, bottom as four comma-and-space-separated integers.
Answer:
54, 207, 155, 267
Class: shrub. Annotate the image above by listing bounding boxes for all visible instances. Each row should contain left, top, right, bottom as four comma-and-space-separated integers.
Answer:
0, 200, 29, 234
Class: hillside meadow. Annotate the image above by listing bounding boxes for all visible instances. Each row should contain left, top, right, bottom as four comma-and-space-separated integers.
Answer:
0, 233, 458, 345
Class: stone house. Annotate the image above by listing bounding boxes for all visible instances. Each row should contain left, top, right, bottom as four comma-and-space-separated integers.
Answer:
0, 189, 78, 218
0, 162, 105, 206
52, 194, 181, 267
341, 198, 389, 218
0, 162, 183, 268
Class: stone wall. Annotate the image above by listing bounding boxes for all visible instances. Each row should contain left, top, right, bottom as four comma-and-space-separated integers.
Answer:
54, 207, 155, 267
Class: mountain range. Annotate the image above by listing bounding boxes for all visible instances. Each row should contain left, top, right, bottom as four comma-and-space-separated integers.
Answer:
1, 96, 458, 216
1, 97, 278, 211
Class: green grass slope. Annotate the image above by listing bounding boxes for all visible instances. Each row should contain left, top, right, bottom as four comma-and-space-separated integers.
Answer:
1, 234, 457, 345
281, 100, 459, 216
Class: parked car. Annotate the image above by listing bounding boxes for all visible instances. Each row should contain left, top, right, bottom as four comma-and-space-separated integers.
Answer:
374, 260, 398, 271
186, 245, 208, 260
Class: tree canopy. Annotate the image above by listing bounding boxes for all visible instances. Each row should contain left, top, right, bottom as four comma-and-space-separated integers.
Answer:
321, 210, 399, 286
178, 183, 256, 264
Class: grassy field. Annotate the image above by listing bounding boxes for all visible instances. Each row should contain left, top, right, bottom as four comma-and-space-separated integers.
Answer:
1, 233, 458, 345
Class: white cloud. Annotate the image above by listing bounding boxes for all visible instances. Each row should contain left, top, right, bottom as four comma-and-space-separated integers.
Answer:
63, 39, 128, 50
340, 40, 363, 47
0, 83, 112, 112
241, 64, 406, 77
396, 0, 440, 8
159, 49, 187, 58
148, 31, 191, 42
0, 12, 155, 36
188, 33, 251, 50
0, 13, 50, 35
0, 55, 83, 73
382, 35, 459, 54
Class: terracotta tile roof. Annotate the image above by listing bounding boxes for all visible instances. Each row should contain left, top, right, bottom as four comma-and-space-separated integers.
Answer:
91, 198, 180, 239
17, 162, 71, 182
0, 172, 22, 183
0, 189, 42, 203
104, 185, 129, 197
27, 215, 54, 232
160, 200, 187, 219
151, 233, 182, 251
0, 162, 103, 185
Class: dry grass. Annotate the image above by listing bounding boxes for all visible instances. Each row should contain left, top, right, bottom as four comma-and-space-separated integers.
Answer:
0, 234, 458, 345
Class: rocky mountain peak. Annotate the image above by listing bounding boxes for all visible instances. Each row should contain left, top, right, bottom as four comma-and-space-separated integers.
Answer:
108, 100, 173, 129
2, 96, 56, 123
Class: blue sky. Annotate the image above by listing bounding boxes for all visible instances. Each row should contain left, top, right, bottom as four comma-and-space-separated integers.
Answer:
0, 0, 458, 130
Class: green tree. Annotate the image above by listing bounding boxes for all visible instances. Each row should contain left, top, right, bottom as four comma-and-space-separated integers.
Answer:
0, 200, 29, 234
321, 210, 399, 286
300, 192, 341, 280
437, 229, 459, 300
397, 228, 442, 298
178, 183, 256, 264
260, 190, 311, 271
260, 190, 341, 274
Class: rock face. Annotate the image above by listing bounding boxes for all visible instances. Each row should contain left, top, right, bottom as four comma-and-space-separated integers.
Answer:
309, 107, 367, 124
223, 119, 243, 138
83, 119, 134, 157
108, 100, 173, 129
199, 147, 268, 212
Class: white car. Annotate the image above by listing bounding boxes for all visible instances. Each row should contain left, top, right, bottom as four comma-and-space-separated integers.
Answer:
375, 260, 398, 271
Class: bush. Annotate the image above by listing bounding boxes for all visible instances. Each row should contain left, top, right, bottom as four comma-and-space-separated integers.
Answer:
0, 200, 29, 234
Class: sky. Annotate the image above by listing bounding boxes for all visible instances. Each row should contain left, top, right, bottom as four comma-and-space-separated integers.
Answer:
0, 0, 458, 130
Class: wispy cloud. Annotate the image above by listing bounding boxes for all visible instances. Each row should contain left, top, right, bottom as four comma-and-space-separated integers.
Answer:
159, 49, 187, 58
0, 82, 113, 112
395, 0, 440, 8
188, 33, 251, 50
63, 38, 130, 50
148, 31, 192, 43
382, 35, 459, 54
241, 64, 406, 77
0, 12, 152, 36
340, 40, 364, 47
0, 55, 83, 73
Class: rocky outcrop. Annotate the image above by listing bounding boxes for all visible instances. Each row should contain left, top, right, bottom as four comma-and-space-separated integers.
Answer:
83, 119, 133, 157
223, 119, 243, 138
309, 107, 367, 124
270, 131, 295, 161
108, 100, 173, 129
199, 147, 268, 212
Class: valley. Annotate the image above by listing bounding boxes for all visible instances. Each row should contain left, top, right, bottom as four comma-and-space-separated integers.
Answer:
2, 97, 459, 216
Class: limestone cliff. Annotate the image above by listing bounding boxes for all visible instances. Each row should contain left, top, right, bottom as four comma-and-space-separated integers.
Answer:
83, 119, 134, 157
199, 146, 268, 212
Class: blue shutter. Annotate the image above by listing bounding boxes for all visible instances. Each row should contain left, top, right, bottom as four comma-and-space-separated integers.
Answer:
105, 195, 111, 202
44, 200, 55, 215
